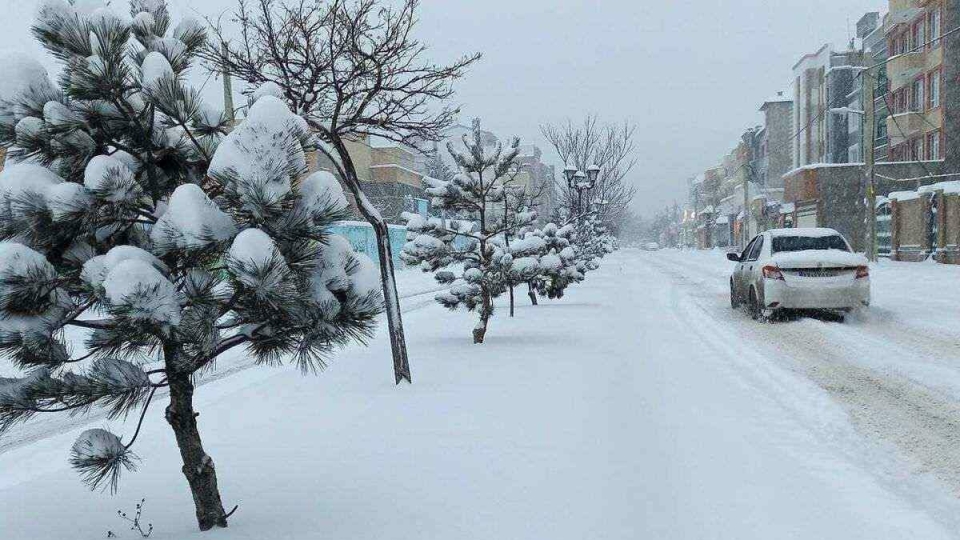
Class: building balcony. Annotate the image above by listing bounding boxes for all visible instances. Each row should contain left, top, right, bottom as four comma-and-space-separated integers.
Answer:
888, 46, 943, 91
887, 112, 925, 145
885, 3, 921, 34
370, 163, 425, 188
888, 53, 924, 90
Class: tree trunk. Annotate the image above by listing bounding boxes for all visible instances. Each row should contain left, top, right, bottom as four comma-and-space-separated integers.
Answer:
527, 282, 538, 305
472, 315, 489, 344
370, 219, 412, 383
164, 349, 228, 532
509, 285, 515, 317
473, 288, 492, 344
326, 137, 412, 384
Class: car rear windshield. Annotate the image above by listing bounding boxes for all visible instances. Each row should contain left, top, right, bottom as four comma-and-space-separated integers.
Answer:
771, 235, 849, 253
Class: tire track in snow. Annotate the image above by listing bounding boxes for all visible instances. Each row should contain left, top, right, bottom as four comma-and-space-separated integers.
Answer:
649, 249, 960, 363
658, 272, 960, 534
638, 251, 960, 510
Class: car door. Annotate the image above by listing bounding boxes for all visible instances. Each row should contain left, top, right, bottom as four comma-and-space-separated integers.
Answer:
734, 238, 756, 296
744, 235, 764, 293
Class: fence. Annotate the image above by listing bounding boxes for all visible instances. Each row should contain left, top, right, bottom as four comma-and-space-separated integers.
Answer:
328, 221, 408, 267
887, 182, 960, 264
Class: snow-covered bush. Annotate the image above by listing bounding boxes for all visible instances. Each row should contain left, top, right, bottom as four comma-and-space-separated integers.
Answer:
575, 215, 615, 270
0, 0, 381, 531
401, 119, 533, 343
527, 223, 585, 300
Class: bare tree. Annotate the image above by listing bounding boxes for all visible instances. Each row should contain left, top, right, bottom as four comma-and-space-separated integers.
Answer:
540, 115, 637, 228
203, 0, 481, 384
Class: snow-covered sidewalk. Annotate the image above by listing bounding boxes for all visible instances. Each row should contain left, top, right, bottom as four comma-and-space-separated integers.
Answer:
2, 251, 960, 539
0, 267, 447, 454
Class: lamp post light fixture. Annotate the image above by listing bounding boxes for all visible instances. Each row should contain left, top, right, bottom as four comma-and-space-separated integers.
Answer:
586, 164, 601, 187
562, 164, 601, 221
563, 164, 578, 188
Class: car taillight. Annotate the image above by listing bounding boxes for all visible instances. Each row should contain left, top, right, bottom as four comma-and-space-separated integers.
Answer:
855, 266, 869, 279
762, 265, 784, 281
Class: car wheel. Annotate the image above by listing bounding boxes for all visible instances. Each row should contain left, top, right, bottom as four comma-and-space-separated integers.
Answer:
730, 279, 740, 309
749, 288, 769, 322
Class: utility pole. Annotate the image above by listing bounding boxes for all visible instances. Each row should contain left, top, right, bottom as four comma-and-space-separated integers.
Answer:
863, 64, 877, 261
742, 143, 751, 249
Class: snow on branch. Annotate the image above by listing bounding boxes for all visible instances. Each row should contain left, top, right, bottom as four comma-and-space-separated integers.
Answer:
70, 428, 139, 493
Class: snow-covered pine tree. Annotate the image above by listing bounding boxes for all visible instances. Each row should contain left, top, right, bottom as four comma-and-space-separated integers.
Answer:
401, 119, 532, 343
502, 229, 545, 313
528, 223, 584, 300
424, 148, 455, 184
498, 171, 543, 316
205, 0, 483, 385
0, 0, 381, 531
575, 214, 613, 269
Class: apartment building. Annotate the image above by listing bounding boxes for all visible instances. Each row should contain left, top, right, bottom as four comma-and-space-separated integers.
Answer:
514, 144, 557, 219
311, 135, 431, 223
757, 93, 794, 194
792, 45, 863, 167
691, 166, 724, 248
849, 12, 890, 163
884, 0, 945, 162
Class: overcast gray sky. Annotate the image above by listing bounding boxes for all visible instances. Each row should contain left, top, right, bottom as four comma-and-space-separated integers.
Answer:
2, 0, 883, 218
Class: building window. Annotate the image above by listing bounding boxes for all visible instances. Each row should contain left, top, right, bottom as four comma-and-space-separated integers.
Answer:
928, 130, 942, 160
930, 9, 942, 47
910, 138, 924, 161
929, 70, 941, 109
849, 144, 861, 163
911, 78, 924, 111
890, 144, 900, 162
892, 88, 905, 114
876, 66, 888, 96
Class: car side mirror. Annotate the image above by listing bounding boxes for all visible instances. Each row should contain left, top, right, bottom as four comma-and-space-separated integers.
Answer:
726, 253, 741, 262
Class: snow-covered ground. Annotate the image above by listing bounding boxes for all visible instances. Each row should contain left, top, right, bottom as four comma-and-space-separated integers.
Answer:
3, 250, 960, 538
0, 266, 448, 453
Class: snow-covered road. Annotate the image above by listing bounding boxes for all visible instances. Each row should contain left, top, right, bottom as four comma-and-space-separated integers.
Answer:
2, 250, 960, 539
641, 249, 960, 498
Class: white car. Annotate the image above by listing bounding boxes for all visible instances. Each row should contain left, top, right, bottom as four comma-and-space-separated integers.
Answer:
643, 242, 660, 251
728, 228, 870, 321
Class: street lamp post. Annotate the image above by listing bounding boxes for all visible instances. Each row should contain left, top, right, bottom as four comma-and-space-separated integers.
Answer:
830, 102, 875, 259
563, 163, 600, 223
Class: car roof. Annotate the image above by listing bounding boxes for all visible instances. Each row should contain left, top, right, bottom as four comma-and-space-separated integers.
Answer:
765, 227, 841, 238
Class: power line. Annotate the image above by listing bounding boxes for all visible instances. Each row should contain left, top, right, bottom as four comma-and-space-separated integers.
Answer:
876, 171, 960, 184
861, 24, 960, 73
